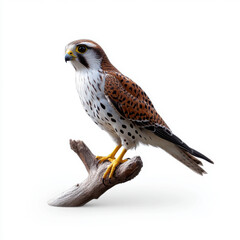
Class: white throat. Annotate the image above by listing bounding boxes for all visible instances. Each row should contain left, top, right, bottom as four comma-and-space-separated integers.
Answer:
75, 68, 105, 101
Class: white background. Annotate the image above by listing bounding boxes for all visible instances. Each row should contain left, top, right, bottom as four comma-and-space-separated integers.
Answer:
0, 0, 240, 239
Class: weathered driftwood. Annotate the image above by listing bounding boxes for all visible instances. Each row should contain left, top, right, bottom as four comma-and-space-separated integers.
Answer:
48, 140, 143, 207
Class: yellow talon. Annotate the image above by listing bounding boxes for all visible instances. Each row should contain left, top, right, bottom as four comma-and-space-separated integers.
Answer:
96, 145, 122, 163
103, 148, 128, 179
96, 145, 128, 179
96, 156, 115, 163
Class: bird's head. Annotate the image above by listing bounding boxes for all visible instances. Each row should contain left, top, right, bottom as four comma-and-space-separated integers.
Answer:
65, 39, 116, 72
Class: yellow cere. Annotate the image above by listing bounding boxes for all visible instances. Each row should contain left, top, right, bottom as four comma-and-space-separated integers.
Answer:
66, 49, 76, 58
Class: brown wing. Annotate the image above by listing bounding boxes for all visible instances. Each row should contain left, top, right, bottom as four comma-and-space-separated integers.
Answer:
104, 73, 169, 129
110, 72, 155, 108
104, 73, 213, 164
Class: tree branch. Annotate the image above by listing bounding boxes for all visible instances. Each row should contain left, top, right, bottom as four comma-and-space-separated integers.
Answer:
48, 140, 143, 207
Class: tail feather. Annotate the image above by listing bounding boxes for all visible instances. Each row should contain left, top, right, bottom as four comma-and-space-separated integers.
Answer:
165, 144, 207, 175
151, 125, 214, 164
142, 130, 212, 175
185, 151, 203, 166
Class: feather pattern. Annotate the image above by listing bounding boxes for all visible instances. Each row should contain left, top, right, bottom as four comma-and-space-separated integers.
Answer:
65, 39, 213, 176
104, 72, 213, 167
104, 73, 169, 128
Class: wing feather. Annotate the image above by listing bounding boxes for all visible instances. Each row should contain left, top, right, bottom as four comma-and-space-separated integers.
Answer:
104, 73, 169, 128
104, 73, 213, 164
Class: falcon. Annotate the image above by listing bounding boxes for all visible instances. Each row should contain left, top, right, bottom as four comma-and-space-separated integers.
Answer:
65, 39, 213, 179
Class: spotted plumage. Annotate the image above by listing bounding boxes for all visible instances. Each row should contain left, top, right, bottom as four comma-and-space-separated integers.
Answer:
65, 39, 213, 179
104, 73, 168, 128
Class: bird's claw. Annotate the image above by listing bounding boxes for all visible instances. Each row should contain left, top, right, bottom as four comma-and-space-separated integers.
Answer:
97, 148, 128, 180
96, 155, 116, 164
102, 158, 127, 179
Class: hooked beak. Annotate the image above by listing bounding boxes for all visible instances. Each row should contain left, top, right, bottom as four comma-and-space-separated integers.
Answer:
65, 50, 76, 62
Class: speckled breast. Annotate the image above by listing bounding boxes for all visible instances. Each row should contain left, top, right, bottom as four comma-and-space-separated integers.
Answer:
75, 70, 147, 149
75, 70, 117, 134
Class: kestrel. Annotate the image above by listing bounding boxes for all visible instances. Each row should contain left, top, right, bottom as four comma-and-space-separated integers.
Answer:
65, 39, 213, 179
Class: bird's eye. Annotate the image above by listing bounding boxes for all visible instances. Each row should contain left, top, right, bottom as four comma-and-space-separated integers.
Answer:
76, 45, 87, 54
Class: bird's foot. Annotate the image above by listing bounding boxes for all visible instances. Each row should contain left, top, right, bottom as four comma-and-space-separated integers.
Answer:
96, 155, 116, 164
96, 145, 122, 164
103, 148, 128, 179
103, 158, 128, 179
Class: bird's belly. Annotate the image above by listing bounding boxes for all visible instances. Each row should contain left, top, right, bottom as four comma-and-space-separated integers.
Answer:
82, 95, 116, 134
81, 93, 149, 148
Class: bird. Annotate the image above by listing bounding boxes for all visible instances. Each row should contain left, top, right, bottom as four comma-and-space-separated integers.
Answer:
65, 39, 213, 179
